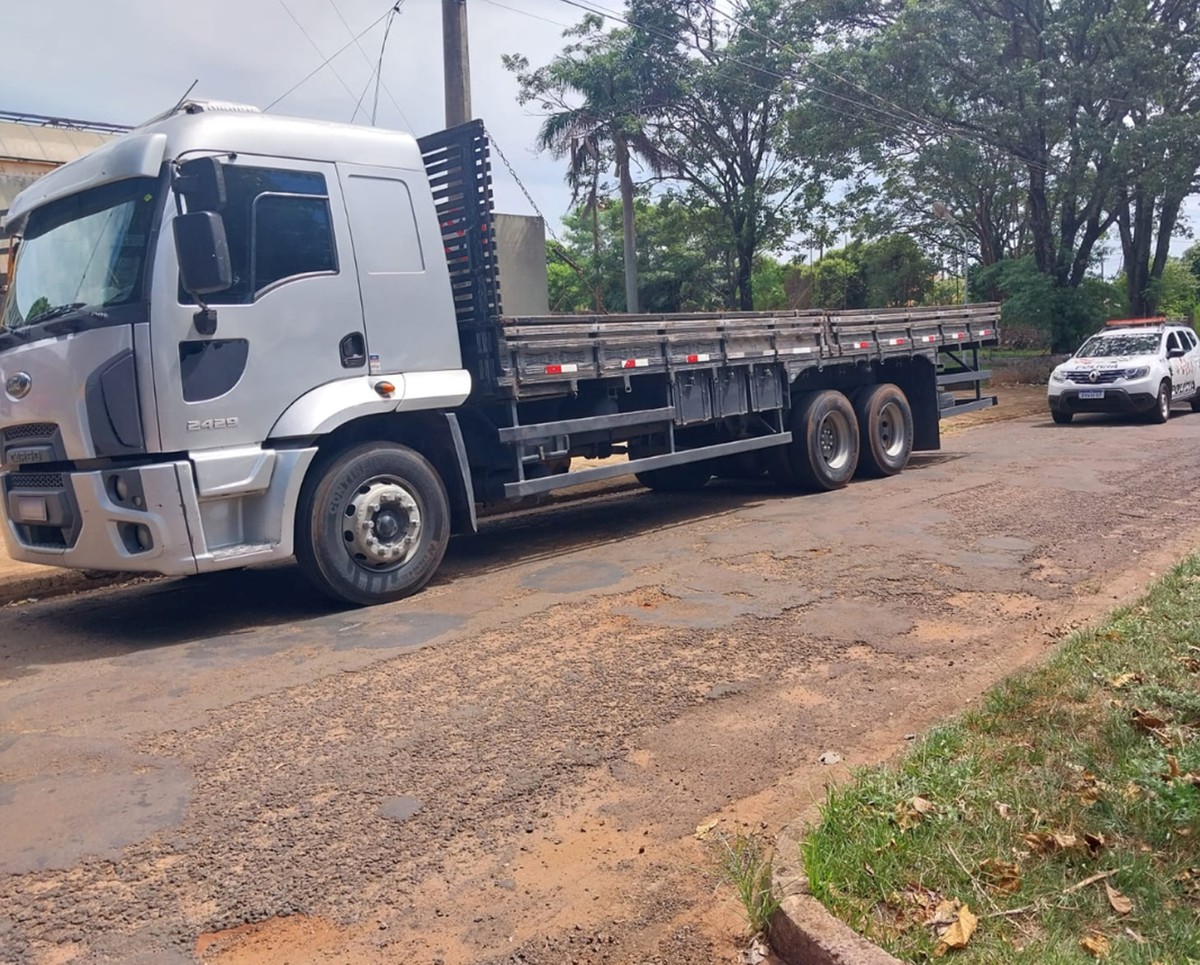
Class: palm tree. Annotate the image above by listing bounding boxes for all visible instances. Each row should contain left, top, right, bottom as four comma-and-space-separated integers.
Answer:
507, 21, 674, 314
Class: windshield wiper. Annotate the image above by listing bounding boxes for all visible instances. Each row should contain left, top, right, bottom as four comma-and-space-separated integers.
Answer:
23, 302, 109, 325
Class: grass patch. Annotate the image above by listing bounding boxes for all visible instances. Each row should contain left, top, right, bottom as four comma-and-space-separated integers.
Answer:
714, 831, 782, 939
802, 557, 1200, 963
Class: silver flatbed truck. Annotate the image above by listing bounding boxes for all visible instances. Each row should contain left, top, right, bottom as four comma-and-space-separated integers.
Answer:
0, 102, 998, 605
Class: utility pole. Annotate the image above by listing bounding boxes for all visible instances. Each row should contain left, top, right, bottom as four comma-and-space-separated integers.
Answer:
442, 0, 472, 127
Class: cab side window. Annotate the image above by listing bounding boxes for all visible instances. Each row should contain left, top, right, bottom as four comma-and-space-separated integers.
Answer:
183, 166, 337, 305
1166, 332, 1181, 355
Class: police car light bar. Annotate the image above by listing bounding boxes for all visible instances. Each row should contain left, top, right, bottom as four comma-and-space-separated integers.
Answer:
1104, 316, 1168, 328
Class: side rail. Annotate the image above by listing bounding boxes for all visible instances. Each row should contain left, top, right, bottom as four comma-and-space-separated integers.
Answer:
493, 305, 1000, 395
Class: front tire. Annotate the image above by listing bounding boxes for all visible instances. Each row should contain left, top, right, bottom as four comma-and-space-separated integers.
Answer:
1051, 409, 1073, 425
1150, 381, 1171, 424
296, 442, 450, 607
854, 383, 913, 477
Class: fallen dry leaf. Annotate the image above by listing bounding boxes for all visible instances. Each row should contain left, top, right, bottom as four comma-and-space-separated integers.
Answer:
1105, 882, 1133, 915
994, 801, 1012, 819
1021, 831, 1078, 854
1080, 933, 1110, 958
979, 858, 1021, 894
1132, 708, 1168, 731
1084, 832, 1106, 855
933, 903, 978, 956
928, 898, 961, 927
912, 795, 937, 816
1166, 755, 1182, 779
693, 818, 720, 840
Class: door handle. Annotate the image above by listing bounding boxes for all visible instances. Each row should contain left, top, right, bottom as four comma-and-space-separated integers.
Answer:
339, 332, 366, 369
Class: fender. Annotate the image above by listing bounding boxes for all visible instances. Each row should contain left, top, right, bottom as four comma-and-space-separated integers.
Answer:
267, 369, 472, 440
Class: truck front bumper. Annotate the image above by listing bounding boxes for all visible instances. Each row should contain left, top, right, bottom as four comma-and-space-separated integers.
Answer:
2, 462, 201, 575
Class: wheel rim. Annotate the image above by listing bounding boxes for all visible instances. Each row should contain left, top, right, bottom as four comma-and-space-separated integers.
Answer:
342, 476, 423, 569
817, 410, 854, 471
876, 400, 907, 459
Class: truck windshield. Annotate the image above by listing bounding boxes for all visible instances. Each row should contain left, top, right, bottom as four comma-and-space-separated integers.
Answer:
1075, 334, 1161, 357
1, 177, 158, 333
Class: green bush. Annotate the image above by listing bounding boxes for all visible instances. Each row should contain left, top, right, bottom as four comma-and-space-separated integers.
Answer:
974, 257, 1124, 351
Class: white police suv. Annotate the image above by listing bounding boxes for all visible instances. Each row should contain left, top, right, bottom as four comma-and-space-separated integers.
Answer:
1048, 318, 1200, 424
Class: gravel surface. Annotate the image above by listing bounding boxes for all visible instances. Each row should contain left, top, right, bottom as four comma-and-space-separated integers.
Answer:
2, 396, 1199, 964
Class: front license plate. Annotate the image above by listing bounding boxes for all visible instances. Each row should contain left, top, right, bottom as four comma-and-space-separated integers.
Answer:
1079, 389, 1105, 399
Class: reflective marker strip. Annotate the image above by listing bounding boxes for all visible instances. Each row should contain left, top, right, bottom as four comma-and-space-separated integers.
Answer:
545, 363, 579, 375
921, 335, 938, 343
952, 332, 966, 339
686, 353, 710, 363
851, 341, 870, 349
980, 328, 994, 336
888, 338, 907, 346
728, 351, 746, 359
623, 358, 650, 369
790, 346, 814, 354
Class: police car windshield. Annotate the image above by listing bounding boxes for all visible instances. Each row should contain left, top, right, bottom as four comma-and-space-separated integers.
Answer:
1075, 334, 1160, 358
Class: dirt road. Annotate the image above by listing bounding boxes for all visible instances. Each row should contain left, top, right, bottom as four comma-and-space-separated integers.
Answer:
2, 394, 1198, 964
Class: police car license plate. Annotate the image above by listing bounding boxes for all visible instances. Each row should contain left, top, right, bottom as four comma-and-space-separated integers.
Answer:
1079, 389, 1104, 399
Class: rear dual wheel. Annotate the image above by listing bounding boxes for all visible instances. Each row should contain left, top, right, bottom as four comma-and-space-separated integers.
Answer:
769, 383, 914, 491
768, 390, 860, 491
853, 383, 914, 477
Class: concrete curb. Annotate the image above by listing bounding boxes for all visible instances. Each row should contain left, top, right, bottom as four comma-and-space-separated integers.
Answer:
769, 817, 904, 965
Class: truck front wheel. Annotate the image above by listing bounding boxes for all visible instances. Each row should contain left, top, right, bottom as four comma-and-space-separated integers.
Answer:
296, 442, 450, 606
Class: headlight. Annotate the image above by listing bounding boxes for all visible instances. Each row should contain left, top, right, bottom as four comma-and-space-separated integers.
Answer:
1125, 366, 1150, 380
1050, 369, 1069, 383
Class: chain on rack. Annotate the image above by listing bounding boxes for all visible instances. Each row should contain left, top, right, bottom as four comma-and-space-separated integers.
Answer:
484, 126, 598, 305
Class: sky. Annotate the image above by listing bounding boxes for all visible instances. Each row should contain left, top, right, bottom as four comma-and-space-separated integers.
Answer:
6, 0, 586, 234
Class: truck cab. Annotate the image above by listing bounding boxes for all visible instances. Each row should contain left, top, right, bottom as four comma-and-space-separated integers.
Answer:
0, 101, 470, 583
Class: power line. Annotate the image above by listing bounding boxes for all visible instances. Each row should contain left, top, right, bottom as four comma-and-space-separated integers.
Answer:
329, 0, 415, 129
276, 0, 364, 109
478, 0, 576, 30
265, 5, 393, 111
372, 4, 402, 125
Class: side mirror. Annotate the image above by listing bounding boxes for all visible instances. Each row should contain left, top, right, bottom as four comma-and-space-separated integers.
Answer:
174, 211, 232, 295
174, 157, 227, 212
1169, 346, 1186, 359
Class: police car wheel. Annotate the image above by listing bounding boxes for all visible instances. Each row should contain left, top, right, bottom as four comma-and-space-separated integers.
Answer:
1149, 381, 1171, 424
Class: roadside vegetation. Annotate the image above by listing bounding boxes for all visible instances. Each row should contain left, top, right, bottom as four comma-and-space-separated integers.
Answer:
802, 556, 1200, 963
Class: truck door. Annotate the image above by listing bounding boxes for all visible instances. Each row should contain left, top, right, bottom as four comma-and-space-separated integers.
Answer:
148, 156, 365, 452
335, 164, 461, 376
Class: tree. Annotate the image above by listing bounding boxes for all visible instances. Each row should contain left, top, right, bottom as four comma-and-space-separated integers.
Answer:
803, 0, 1200, 313
628, 0, 821, 309
506, 15, 675, 314
546, 195, 735, 313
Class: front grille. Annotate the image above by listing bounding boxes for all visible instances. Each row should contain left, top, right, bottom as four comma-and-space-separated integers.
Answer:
7, 472, 65, 490
1066, 370, 1124, 384
3, 422, 57, 440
